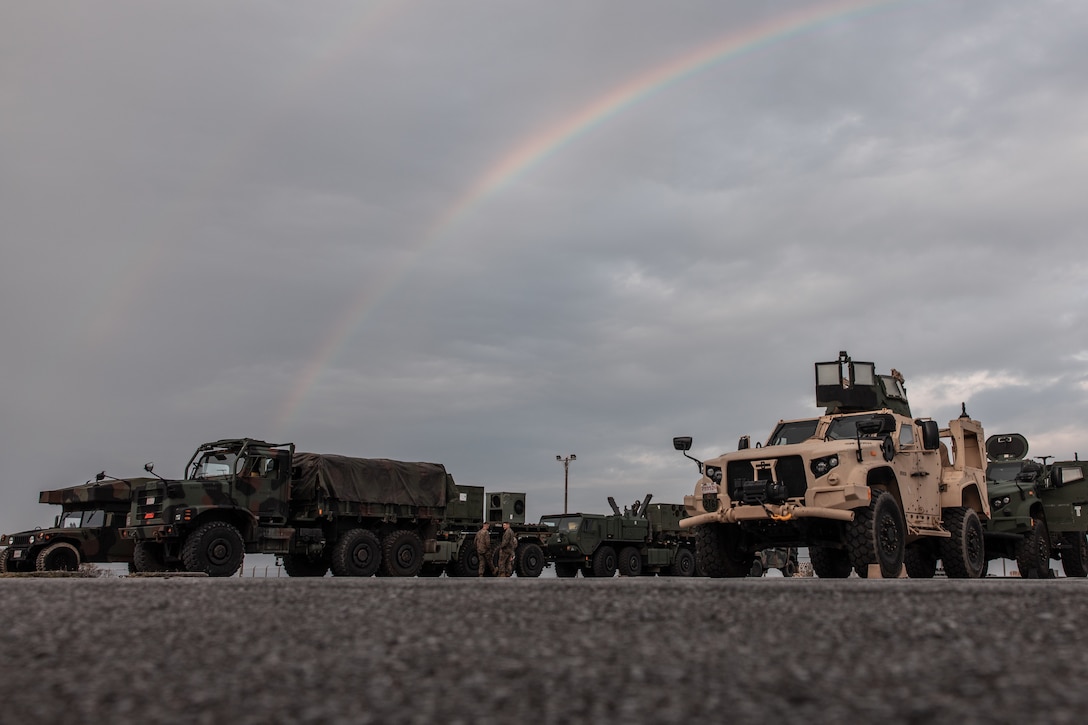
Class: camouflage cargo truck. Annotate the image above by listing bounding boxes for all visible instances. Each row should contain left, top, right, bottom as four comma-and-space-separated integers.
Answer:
540, 494, 698, 577
121, 438, 490, 577
674, 352, 992, 579
0, 475, 150, 573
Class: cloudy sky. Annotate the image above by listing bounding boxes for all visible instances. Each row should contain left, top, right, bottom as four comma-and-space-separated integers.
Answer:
3, 0, 1086, 535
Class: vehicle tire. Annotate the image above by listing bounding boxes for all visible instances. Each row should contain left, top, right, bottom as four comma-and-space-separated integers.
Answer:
904, 540, 938, 578
281, 553, 329, 577
331, 529, 382, 577
382, 530, 424, 577
0, 546, 25, 573
1060, 532, 1088, 578
133, 541, 168, 572
514, 541, 546, 578
669, 547, 696, 577
36, 541, 81, 572
554, 562, 579, 578
749, 559, 764, 577
456, 540, 483, 577
940, 507, 986, 579
847, 490, 905, 578
591, 545, 618, 578
694, 523, 751, 578
1014, 518, 1051, 579
809, 545, 852, 578
617, 546, 642, 576
182, 521, 245, 577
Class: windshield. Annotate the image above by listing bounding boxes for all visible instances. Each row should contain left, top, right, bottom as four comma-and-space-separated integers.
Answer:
987, 462, 1024, 483
191, 451, 241, 479
825, 413, 893, 441
61, 510, 106, 528
540, 516, 583, 532
767, 419, 819, 446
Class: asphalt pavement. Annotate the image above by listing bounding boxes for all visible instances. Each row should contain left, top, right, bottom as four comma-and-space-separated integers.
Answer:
1, 576, 1086, 724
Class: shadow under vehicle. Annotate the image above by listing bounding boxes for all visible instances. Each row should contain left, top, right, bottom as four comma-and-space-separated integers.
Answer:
674, 352, 992, 580
540, 494, 698, 578
0, 475, 151, 573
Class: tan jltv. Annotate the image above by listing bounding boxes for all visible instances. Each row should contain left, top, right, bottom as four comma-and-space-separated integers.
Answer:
673, 352, 991, 578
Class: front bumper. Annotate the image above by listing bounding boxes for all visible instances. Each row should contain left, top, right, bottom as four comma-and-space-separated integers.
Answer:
681, 484, 870, 529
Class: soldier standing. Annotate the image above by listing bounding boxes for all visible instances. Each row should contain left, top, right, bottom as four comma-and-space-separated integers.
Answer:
474, 522, 493, 577
496, 522, 518, 577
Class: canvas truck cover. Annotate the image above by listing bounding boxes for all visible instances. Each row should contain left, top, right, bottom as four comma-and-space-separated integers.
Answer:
291, 453, 449, 507
38, 477, 153, 506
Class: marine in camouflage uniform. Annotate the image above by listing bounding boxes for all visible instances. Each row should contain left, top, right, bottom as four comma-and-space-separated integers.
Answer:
474, 522, 493, 577
495, 522, 518, 577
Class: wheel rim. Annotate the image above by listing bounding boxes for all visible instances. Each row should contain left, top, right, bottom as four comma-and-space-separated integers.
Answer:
207, 537, 234, 567
353, 542, 374, 569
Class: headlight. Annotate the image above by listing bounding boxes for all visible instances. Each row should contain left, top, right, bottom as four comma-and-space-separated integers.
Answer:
810, 455, 840, 477
28, 535, 35, 544
991, 495, 1011, 511
6, 536, 13, 545
705, 466, 723, 484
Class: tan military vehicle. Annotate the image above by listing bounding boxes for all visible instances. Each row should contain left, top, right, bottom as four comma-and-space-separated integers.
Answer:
673, 352, 991, 579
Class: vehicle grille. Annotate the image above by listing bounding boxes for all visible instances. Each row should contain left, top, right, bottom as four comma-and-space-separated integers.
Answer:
726, 456, 807, 500
135, 486, 165, 522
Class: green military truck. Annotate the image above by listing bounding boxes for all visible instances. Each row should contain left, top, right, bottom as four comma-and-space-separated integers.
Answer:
982, 434, 1088, 577
540, 494, 698, 577
442, 491, 550, 578
122, 438, 495, 577
1, 475, 149, 573
674, 352, 992, 579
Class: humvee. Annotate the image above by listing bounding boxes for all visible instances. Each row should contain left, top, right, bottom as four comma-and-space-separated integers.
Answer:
750, 547, 799, 577
674, 352, 991, 579
0, 475, 149, 573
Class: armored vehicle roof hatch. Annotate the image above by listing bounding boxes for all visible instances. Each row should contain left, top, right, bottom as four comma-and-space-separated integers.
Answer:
815, 350, 911, 417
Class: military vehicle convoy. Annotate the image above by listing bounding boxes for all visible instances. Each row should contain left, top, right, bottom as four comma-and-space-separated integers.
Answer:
0, 475, 150, 573
120, 438, 544, 578
674, 352, 991, 579
983, 433, 1088, 578
540, 494, 698, 577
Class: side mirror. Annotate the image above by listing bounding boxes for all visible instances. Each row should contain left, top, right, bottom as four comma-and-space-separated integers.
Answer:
95, 471, 106, 482
144, 462, 155, 474
738, 435, 750, 450
918, 420, 941, 451
1051, 467, 1064, 488
673, 437, 692, 452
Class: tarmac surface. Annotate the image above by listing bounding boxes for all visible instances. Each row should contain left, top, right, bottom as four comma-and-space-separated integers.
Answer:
1, 575, 1087, 724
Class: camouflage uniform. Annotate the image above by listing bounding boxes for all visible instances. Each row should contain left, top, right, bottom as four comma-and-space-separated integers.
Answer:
495, 524, 518, 577
474, 525, 493, 577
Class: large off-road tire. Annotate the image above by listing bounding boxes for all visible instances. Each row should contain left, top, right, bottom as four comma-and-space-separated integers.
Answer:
382, 530, 424, 577
554, 562, 580, 578
36, 542, 81, 572
1015, 518, 1051, 579
781, 552, 799, 577
281, 553, 330, 577
182, 521, 245, 577
809, 545, 852, 578
331, 529, 382, 577
448, 539, 481, 577
591, 545, 618, 578
940, 507, 986, 579
694, 523, 751, 578
749, 559, 764, 577
0, 546, 20, 573
1060, 532, 1088, 578
669, 547, 696, 577
514, 541, 546, 578
617, 546, 642, 577
133, 541, 168, 572
904, 540, 938, 578
847, 490, 906, 578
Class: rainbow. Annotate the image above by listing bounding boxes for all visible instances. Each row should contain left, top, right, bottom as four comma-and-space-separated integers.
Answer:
273, 0, 907, 435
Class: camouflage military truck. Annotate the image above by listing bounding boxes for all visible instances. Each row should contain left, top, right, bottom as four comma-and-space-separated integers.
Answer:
982, 433, 1053, 578
1043, 457, 1088, 577
540, 494, 698, 577
674, 352, 991, 579
442, 491, 550, 578
121, 438, 545, 578
121, 438, 496, 577
0, 475, 150, 573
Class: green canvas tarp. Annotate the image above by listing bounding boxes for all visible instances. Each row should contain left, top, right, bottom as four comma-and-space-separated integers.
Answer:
291, 453, 449, 507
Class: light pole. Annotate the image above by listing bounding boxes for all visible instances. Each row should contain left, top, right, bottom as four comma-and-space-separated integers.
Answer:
556, 454, 576, 514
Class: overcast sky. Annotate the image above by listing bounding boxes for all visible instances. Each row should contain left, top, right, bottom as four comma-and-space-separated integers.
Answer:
2, 0, 1086, 535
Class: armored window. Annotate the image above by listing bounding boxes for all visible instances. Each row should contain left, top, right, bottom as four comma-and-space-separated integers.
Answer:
767, 419, 819, 446
816, 362, 842, 387
852, 363, 876, 387
62, 512, 83, 528
879, 375, 907, 401
1057, 466, 1085, 485
899, 425, 915, 447
83, 510, 106, 527
582, 519, 596, 534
